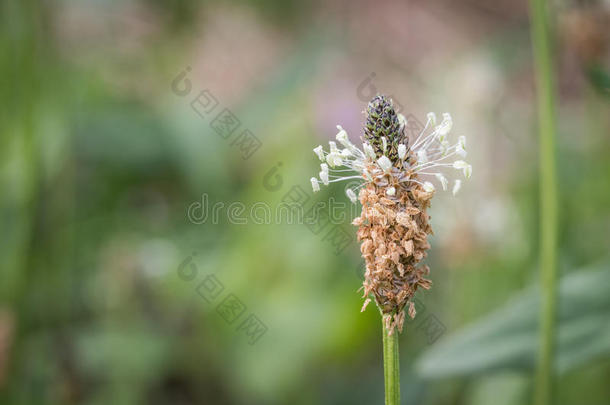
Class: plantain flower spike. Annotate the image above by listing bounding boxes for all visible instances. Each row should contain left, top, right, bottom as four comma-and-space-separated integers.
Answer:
310, 95, 472, 334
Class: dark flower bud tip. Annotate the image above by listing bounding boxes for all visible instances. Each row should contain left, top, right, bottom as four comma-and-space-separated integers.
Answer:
363, 95, 407, 163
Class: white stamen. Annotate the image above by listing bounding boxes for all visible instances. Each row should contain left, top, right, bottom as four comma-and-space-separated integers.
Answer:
427, 112, 437, 125
311, 177, 320, 192
453, 160, 471, 178
320, 170, 329, 185
320, 163, 329, 174
440, 140, 450, 155
377, 155, 392, 173
386, 186, 396, 196
452, 179, 462, 196
434, 173, 448, 191
456, 143, 467, 158
329, 141, 338, 154
363, 143, 376, 160
313, 145, 324, 161
336, 125, 350, 147
398, 144, 407, 160
423, 182, 435, 193
453, 160, 468, 170
326, 152, 343, 168
398, 113, 407, 131
456, 135, 467, 157
437, 113, 453, 136
417, 150, 428, 164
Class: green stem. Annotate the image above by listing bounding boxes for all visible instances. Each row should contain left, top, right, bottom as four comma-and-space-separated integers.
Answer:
382, 316, 400, 405
528, 0, 558, 404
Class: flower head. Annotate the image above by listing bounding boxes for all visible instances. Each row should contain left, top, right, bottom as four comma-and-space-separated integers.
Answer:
310, 95, 472, 334
311, 97, 470, 200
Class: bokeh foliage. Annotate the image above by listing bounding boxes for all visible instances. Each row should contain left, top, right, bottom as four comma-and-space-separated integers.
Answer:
1, 0, 610, 404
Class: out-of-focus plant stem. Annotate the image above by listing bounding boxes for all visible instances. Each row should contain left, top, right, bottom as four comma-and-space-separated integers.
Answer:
528, 0, 558, 404
382, 316, 399, 405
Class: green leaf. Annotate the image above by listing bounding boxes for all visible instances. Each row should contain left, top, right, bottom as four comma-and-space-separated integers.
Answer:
415, 259, 610, 378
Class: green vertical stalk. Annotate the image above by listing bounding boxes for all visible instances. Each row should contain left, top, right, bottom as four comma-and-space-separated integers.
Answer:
382, 316, 400, 405
528, 0, 558, 404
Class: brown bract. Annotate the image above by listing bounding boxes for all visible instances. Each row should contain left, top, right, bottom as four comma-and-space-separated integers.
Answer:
353, 167, 434, 334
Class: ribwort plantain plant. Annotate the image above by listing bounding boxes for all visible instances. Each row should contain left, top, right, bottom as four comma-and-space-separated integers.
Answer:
310, 95, 472, 404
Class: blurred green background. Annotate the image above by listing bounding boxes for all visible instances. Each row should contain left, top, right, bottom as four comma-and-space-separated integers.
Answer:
1, 0, 610, 404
